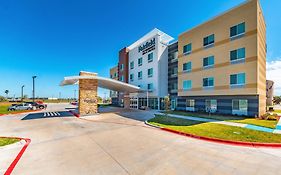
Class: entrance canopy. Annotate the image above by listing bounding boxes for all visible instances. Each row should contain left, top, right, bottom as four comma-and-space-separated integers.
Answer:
60, 74, 145, 93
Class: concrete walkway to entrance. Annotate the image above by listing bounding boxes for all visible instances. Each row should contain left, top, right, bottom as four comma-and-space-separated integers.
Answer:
157, 113, 281, 134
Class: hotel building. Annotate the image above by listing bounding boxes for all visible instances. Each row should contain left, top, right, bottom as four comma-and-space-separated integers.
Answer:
109, 0, 267, 116
177, 0, 266, 116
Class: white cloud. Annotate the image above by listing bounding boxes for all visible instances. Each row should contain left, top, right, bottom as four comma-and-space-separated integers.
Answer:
267, 58, 281, 96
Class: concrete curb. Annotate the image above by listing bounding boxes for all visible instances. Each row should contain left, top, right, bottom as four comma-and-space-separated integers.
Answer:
1, 136, 31, 175
69, 110, 80, 118
144, 120, 281, 148
0, 110, 41, 117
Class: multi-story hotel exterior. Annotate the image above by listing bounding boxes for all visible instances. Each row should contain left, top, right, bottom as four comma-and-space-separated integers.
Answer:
178, 0, 266, 116
109, 0, 267, 117
127, 29, 173, 109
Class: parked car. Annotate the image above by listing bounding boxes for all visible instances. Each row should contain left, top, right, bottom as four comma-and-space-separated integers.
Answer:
25, 102, 47, 109
8, 103, 33, 111
70, 101, 78, 106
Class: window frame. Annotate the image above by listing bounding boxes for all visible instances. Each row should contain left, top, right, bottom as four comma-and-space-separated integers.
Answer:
203, 77, 214, 88
230, 22, 245, 38
230, 73, 246, 86
147, 68, 153, 78
203, 34, 215, 47
138, 71, 142, 80
148, 53, 153, 63
183, 80, 192, 91
183, 43, 192, 55
183, 62, 192, 72
203, 56, 215, 68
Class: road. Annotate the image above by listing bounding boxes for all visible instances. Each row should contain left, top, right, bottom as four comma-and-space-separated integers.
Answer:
0, 104, 281, 175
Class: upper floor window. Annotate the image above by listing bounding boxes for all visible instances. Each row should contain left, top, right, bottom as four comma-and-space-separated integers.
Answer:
183, 43, 192, 55
230, 48, 245, 62
230, 22, 245, 38
203, 34, 215, 47
203, 77, 214, 88
130, 61, 134, 69
183, 62, 192, 72
138, 71, 142, 80
203, 56, 215, 68
114, 72, 117, 77
172, 82, 178, 90
138, 57, 143, 66
110, 75, 113, 78
148, 68, 153, 78
183, 80, 192, 90
148, 53, 153, 63
147, 83, 153, 91
130, 74, 134, 82
120, 64, 124, 71
171, 67, 178, 77
171, 52, 178, 62
230, 73, 245, 86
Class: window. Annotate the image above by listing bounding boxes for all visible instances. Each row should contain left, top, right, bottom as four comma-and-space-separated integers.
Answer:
186, 100, 195, 107
130, 61, 134, 69
230, 73, 245, 86
183, 62, 192, 72
203, 34, 215, 47
183, 80, 192, 90
114, 72, 117, 77
205, 100, 217, 112
120, 75, 124, 82
230, 22, 245, 38
172, 83, 178, 90
147, 83, 153, 91
232, 99, 248, 115
130, 74, 134, 81
110, 75, 113, 78
230, 48, 245, 62
203, 77, 214, 87
120, 64, 124, 71
203, 56, 215, 68
148, 68, 153, 78
171, 52, 178, 61
183, 43, 192, 54
171, 67, 178, 76
138, 71, 142, 80
148, 53, 153, 62
138, 57, 143, 66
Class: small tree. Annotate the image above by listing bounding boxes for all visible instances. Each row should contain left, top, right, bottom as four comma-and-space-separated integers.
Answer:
164, 96, 171, 111
0, 96, 6, 102
4, 90, 9, 98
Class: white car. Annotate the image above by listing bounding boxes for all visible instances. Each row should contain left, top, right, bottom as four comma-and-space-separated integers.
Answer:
8, 103, 33, 111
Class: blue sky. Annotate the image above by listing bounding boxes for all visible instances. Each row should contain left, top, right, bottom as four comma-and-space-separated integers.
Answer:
0, 0, 281, 98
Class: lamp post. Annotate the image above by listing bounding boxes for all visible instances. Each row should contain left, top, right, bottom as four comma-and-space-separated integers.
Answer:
21, 85, 25, 101
32, 76, 37, 102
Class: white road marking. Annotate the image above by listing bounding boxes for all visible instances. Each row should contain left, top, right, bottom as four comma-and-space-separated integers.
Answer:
44, 113, 46, 117
47, 112, 50, 117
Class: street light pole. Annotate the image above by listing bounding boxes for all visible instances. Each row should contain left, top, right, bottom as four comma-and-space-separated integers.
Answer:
32, 76, 37, 102
21, 85, 25, 101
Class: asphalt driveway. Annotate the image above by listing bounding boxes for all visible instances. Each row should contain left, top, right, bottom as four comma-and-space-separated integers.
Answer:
1, 105, 281, 175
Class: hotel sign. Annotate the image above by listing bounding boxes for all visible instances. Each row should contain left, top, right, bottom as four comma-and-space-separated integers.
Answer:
138, 38, 156, 55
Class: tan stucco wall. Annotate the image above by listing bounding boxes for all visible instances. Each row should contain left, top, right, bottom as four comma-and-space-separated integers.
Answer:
178, 0, 266, 115
79, 72, 98, 115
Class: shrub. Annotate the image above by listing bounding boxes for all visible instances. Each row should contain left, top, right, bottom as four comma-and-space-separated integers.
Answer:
259, 113, 277, 121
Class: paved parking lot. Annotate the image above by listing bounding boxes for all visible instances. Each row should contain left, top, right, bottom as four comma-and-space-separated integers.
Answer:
1, 104, 281, 175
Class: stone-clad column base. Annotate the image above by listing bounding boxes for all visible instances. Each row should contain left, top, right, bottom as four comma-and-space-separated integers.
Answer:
79, 71, 98, 116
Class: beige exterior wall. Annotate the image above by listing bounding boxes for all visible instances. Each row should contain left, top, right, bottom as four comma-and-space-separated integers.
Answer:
178, 0, 266, 115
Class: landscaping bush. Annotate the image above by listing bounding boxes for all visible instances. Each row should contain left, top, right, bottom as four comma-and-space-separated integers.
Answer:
259, 113, 278, 121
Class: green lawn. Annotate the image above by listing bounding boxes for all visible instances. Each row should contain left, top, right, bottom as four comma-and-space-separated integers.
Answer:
148, 115, 281, 143
164, 111, 278, 129
0, 105, 10, 114
0, 138, 20, 147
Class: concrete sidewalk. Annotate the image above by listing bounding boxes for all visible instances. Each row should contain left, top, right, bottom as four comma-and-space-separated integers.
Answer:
157, 113, 281, 134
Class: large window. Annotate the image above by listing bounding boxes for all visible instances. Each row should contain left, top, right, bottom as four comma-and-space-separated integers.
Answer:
205, 99, 217, 112
183, 80, 192, 90
171, 52, 178, 61
230, 48, 245, 62
138, 57, 143, 66
203, 34, 215, 47
230, 73, 245, 86
203, 56, 215, 68
130, 74, 134, 82
186, 99, 195, 107
232, 99, 248, 115
230, 22, 245, 38
183, 62, 192, 72
130, 61, 134, 69
148, 53, 153, 63
148, 68, 153, 78
183, 43, 192, 54
147, 83, 153, 91
203, 77, 214, 87
138, 71, 142, 80
120, 75, 124, 82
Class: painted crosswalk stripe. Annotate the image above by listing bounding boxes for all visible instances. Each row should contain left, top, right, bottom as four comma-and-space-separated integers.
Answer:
44, 113, 46, 117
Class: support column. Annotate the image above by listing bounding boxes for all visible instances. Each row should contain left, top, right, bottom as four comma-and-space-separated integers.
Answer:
123, 93, 130, 109
78, 71, 98, 116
